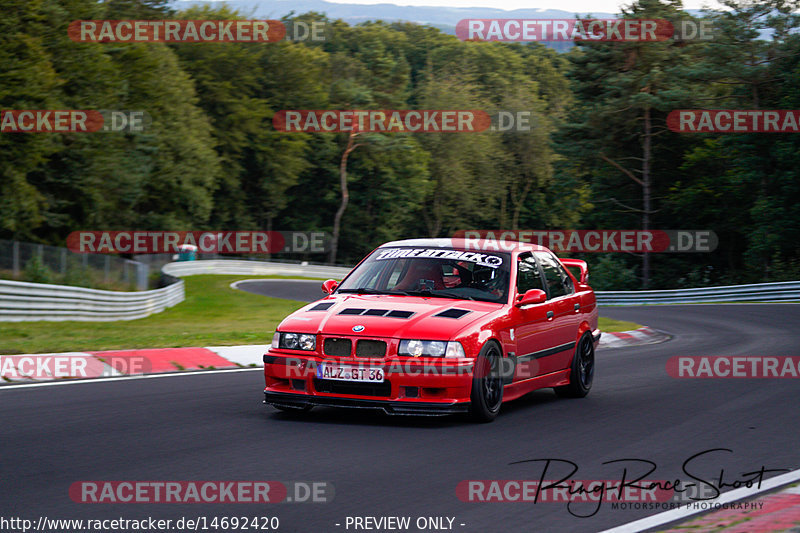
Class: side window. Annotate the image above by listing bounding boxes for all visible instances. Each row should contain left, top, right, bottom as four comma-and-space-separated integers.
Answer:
516, 254, 545, 294
535, 252, 573, 299
350, 262, 382, 289
384, 259, 410, 290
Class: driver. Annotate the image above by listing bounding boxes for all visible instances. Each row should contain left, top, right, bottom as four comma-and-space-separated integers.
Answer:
472, 266, 507, 298
393, 259, 446, 291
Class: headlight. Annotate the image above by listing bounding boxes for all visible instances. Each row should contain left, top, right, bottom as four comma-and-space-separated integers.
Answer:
298, 334, 316, 350
399, 340, 465, 358
402, 339, 428, 357
277, 332, 316, 351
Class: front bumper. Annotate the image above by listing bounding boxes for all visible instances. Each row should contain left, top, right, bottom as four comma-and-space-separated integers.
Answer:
264, 391, 470, 415
263, 351, 474, 416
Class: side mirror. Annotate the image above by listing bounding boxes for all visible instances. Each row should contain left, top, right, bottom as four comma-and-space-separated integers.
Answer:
321, 279, 339, 294
515, 288, 547, 307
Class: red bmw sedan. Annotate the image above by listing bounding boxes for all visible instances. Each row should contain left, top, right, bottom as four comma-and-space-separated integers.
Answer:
263, 238, 600, 422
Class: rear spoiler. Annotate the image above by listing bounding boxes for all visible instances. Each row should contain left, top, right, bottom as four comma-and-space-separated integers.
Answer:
560, 259, 588, 284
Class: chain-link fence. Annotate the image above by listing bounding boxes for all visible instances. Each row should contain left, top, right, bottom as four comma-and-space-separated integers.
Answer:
0, 240, 148, 291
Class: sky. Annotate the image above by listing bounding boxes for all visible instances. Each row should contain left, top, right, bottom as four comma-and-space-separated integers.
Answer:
323, 0, 725, 13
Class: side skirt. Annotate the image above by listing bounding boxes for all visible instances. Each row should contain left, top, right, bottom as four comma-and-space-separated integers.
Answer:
502, 369, 572, 402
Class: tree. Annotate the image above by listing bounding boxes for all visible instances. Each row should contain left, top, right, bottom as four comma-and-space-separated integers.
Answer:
0, 0, 62, 239
99, 0, 173, 18
329, 129, 360, 264
559, 0, 700, 287
415, 73, 505, 236
665, 0, 800, 279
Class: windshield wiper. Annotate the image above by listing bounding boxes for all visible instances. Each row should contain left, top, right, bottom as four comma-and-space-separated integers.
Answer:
337, 287, 409, 295
403, 289, 476, 301
434, 291, 477, 301
339, 287, 496, 302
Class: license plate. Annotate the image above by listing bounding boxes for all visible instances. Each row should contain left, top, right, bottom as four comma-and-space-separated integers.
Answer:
316, 363, 384, 383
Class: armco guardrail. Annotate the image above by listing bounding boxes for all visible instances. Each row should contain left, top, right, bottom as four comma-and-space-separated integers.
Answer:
163, 259, 352, 280
165, 260, 799, 305
11, 256, 787, 321
596, 280, 800, 305
0, 277, 184, 322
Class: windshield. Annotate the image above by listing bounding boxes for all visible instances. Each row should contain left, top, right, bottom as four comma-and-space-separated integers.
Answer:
337, 247, 511, 303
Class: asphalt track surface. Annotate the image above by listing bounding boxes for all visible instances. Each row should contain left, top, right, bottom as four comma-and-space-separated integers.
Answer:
2, 280, 800, 533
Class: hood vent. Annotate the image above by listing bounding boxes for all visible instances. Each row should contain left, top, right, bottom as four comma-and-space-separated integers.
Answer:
434, 308, 472, 319
339, 308, 366, 315
308, 302, 335, 311
338, 308, 415, 319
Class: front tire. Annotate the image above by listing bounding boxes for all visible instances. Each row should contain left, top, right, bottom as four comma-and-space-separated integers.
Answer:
469, 342, 504, 422
555, 332, 595, 398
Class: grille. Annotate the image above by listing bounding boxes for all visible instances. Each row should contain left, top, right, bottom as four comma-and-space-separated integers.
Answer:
308, 302, 335, 311
363, 309, 389, 316
313, 378, 391, 397
356, 340, 387, 358
386, 310, 414, 318
323, 338, 352, 357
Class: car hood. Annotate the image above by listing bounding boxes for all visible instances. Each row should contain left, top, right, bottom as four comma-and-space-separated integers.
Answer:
278, 294, 503, 340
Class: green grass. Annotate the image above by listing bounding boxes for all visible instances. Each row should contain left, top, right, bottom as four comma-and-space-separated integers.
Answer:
0, 275, 643, 354
598, 316, 642, 333
0, 275, 307, 354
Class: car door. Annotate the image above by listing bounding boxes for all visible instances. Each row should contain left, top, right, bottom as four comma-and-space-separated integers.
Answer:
509, 253, 556, 382
534, 251, 580, 371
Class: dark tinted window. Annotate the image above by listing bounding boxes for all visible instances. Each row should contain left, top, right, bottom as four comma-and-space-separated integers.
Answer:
516, 254, 545, 294
535, 252, 573, 299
